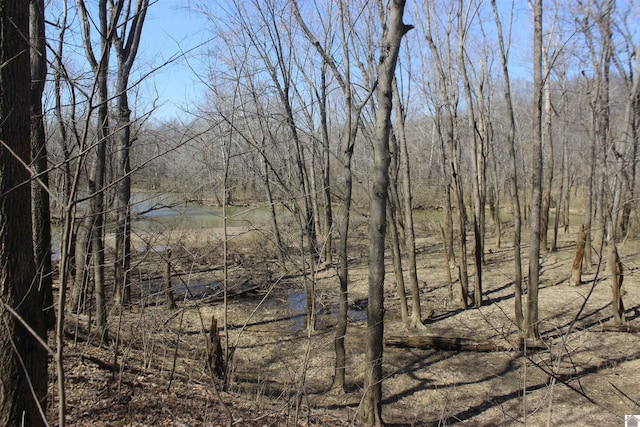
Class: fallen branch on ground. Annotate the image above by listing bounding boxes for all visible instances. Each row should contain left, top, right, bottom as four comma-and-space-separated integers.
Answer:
385, 334, 546, 352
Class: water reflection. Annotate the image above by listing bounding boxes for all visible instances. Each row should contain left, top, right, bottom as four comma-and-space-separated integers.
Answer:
131, 193, 281, 231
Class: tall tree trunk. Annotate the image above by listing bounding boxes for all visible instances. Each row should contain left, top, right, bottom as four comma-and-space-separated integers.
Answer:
436, 118, 457, 301
0, 2, 48, 423
282, 84, 318, 333
527, 0, 544, 340
488, 141, 502, 249
319, 66, 333, 266
332, 139, 353, 390
388, 199, 409, 324
71, 218, 91, 313
113, 78, 133, 307
357, 2, 410, 425
30, 0, 54, 329
262, 153, 287, 273
78, 0, 120, 342
388, 131, 409, 325
393, 82, 425, 327
458, 0, 484, 307
113, 0, 149, 307
492, 0, 524, 331
620, 43, 640, 237
552, 73, 568, 251
540, 52, 554, 252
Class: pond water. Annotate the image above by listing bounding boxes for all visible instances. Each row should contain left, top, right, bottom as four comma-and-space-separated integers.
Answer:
50, 192, 283, 261
131, 193, 281, 232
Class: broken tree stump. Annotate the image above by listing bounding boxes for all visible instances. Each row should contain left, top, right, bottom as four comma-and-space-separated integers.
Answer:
207, 315, 224, 379
569, 224, 586, 286
607, 242, 625, 324
163, 248, 176, 309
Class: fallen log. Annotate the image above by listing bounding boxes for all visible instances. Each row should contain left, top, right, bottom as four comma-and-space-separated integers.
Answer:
385, 335, 546, 352
593, 324, 640, 333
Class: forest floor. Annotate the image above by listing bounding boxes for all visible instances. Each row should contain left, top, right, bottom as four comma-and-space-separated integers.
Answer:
51, 213, 640, 426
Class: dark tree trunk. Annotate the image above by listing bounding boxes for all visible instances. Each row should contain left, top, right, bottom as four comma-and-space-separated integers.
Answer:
71, 219, 91, 313
388, 200, 409, 324
30, 0, 54, 329
357, 2, 410, 425
207, 316, 224, 378
607, 242, 625, 324
113, 0, 148, 307
332, 142, 353, 391
77, 0, 123, 342
0, 2, 48, 424
113, 81, 133, 307
319, 67, 333, 266
163, 249, 176, 309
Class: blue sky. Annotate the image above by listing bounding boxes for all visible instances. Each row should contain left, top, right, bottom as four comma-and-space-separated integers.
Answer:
137, 0, 210, 121
139, 0, 533, 122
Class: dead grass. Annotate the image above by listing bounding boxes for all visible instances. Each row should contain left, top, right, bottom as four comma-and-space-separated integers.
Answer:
53, 219, 640, 426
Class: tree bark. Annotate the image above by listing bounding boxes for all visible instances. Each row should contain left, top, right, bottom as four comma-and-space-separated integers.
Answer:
207, 316, 224, 378
527, 0, 544, 340
357, 2, 410, 425
0, 2, 48, 423
319, 66, 333, 267
607, 242, 625, 325
30, 0, 54, 330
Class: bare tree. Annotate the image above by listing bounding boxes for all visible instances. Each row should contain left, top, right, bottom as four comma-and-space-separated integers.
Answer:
418, 1, 471, 308
292, 0, 380, 389
527, 0, 543, 340
113, 0, 149, 306
76, 0, 120, 340
457, 0, 486, 307
357, 1, 411, 424
491, 0, 524, 331
393, 80, 428, 326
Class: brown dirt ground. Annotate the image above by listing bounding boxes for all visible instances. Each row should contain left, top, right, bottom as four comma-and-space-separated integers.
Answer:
51, 217, 640, 426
